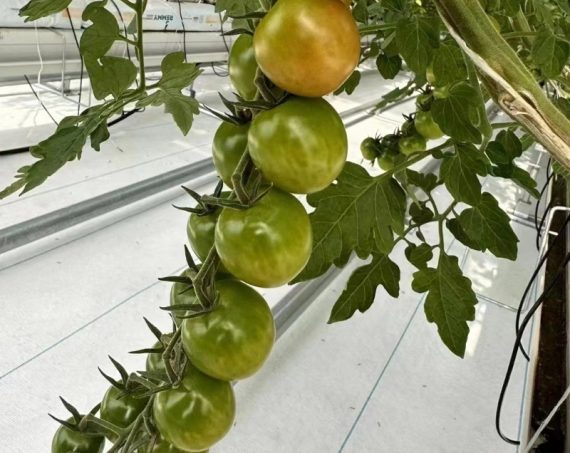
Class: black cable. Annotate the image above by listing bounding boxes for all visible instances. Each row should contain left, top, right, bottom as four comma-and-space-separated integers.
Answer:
536, 197, 557, 250
24, 75, 58, 125
534, 173, 554, 249
515, 213, 570, 360
108, 108, 141, 127
496, 253, 570, 445
66, 8, 83, 116
175, 0, 188, 62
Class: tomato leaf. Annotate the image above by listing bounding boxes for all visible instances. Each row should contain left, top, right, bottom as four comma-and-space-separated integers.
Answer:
81, 3, 120, 58
19, 0, 72, 21
451, 193, 519, 260
84, 55, 138, 100
158, 52, 202, 90
405, 243, 433, 269
431, 44, 467, 87
431, 82, 483, 143
396, 16, 439, 74
329, 254, 400, 323
293, 163, 406, 282
136, 53, 202, 135
418, 253, 478, 358
334, 70, 362, 95
138, 90, 199, 136
531, 28, 570, 78
215, 0, 260, 18
405, 169, 439, 192
490, 165, 540, 198
376, 53, 402, 80
409, 202, 435, 225
440, 143, 489, 206
90, 123, 110, 151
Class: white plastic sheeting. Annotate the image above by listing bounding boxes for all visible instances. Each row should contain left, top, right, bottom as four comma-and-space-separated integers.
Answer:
0, 0, 225, 32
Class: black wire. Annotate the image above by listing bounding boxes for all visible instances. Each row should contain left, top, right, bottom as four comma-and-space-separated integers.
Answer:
534, 173, 555, 243
108, 109, 141, 127
496, 253, 570, 445
536, 197, 556, 250
24, 75, 58, 125
515, 213, 570, 360
66, 8, 83, 116
175, 0, 188, 62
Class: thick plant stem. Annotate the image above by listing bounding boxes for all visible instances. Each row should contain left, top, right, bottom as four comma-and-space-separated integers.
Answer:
433, 0, 570, 169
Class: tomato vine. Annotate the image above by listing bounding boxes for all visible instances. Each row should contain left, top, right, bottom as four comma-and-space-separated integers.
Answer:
3, 0, 570, 451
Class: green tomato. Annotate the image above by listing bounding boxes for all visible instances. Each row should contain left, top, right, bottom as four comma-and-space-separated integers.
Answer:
401, 118, 416, 137
248, 97, 347, 194
153, 365, 235, 452
52, 420, 104, 453
377, 154, 395, 171
215, 188, 312, 288
169, 269, 196, 326
100, 386, 149, 434
212, 121, 249, 189
229, 34, 258, 101
414, 111, 444, 140
360, 137, 380, 161
187, 209, 220, 263
146, 342, 165, 375
415, 93, 432, 110
182, 279, 275, 381
170, 273, 234, 325
399, 135, 427, 156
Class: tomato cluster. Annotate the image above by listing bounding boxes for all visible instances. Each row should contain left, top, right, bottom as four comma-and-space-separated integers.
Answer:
51, 1, 357, 451
360, 91, 444, 171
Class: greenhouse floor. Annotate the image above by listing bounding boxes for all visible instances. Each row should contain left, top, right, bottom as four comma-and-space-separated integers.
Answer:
0, 68, 547, 452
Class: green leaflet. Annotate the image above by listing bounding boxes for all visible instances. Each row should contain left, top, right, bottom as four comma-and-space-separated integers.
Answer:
329, 254, 400, 323
416, 253, 478, 358
396, 16, 440, 74
334, 71, 362, 96
293, 162, 407, 283
19, 0, 72, 21
431, 82, 483, 144
531, 28, 570, 78
440, 143, 489, 206
431, 44, 467, 87
84, 56, 138, 100
376, 54, 402, 80
451, 193, 519, 260
137, 52, 202, 135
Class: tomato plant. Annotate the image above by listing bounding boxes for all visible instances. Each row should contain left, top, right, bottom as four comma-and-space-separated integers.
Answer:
248, 97, 347, 194
182, 279, 275, 381
215, 188, 312, 287
10, 0, 570, 450
153, 365, 235, 452
229, 34, 258, 101
212, 121, 249, 189
52, 420, 104, 453
253, 0, 360, 97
